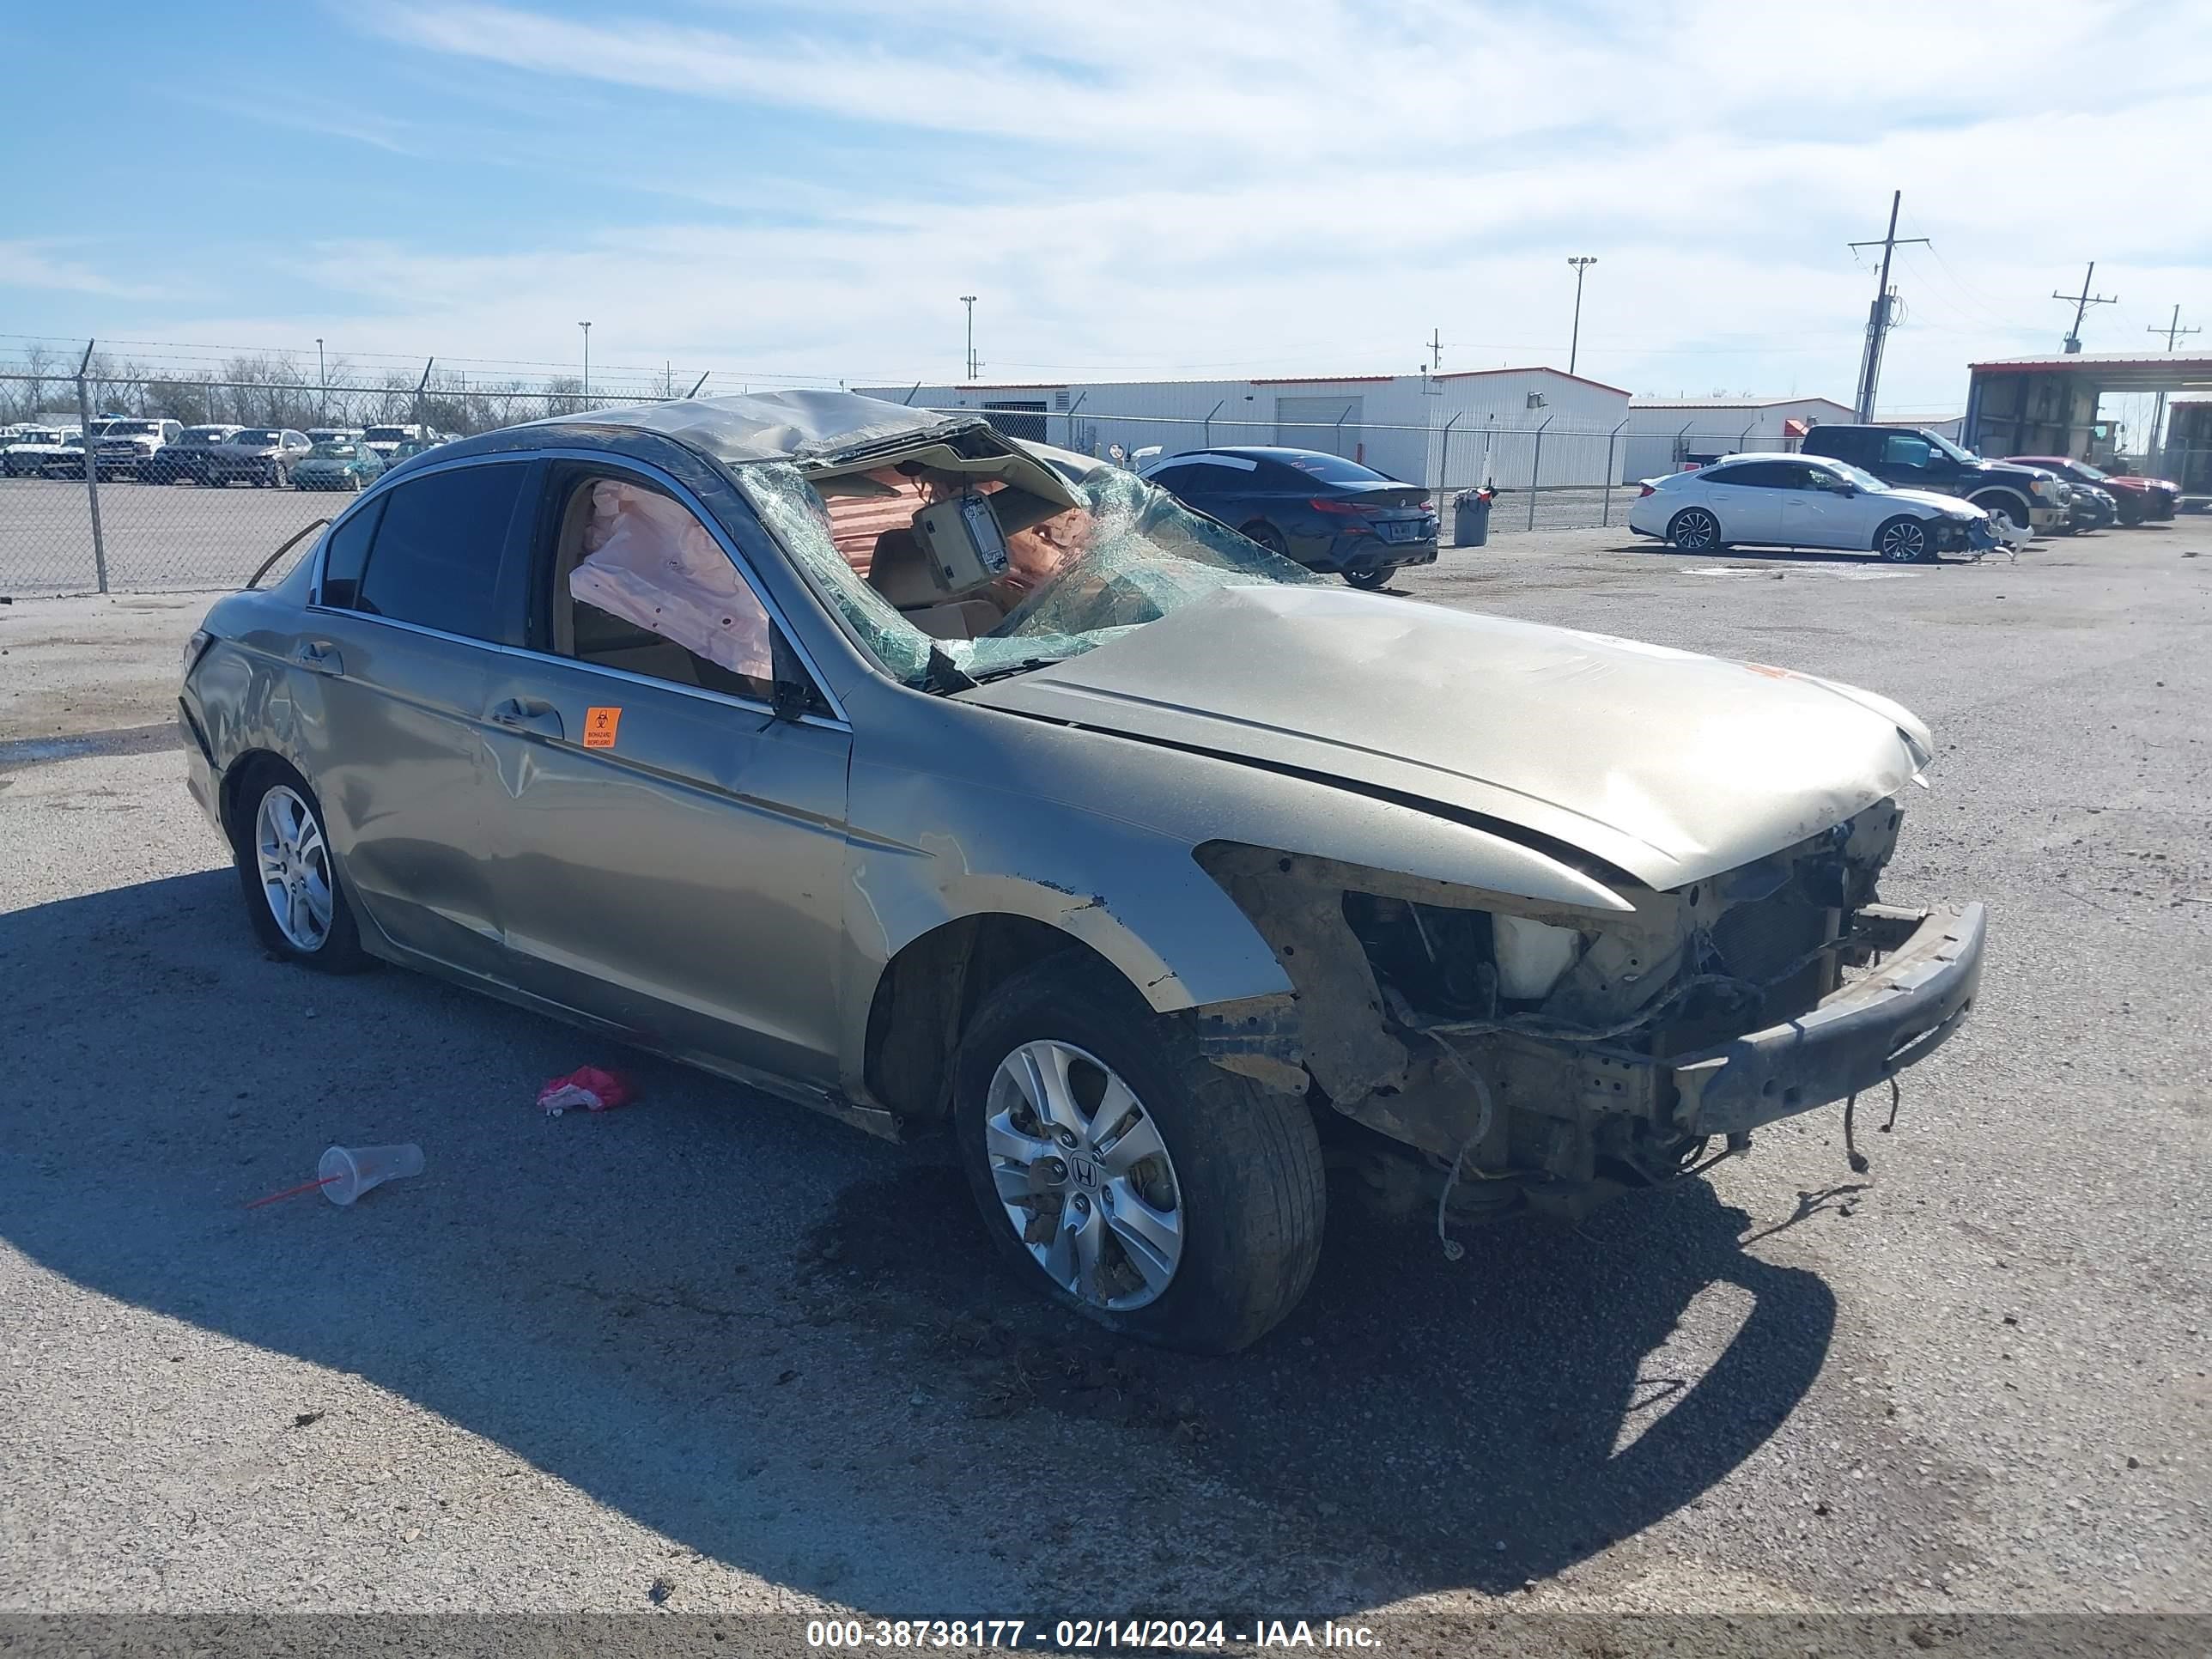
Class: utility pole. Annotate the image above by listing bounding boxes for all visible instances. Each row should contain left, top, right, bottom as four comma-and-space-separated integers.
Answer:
2051, 263, 2117, 354
2145, 304, 2200, 467
578, 321, 592, 402
1428, 328, 1443, 371
1565, 258, 1596, 376
1848, 191, 1928, 422
960, 295, 978, 380
315, 337, 325, 422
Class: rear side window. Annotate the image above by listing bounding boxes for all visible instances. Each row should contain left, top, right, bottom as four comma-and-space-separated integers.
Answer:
1276, 452, 1391, 484
318, 497, 385, 610
349, 463, 526, 640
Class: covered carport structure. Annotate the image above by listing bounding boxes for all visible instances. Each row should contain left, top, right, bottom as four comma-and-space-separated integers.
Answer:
1964, 353, 2212, 496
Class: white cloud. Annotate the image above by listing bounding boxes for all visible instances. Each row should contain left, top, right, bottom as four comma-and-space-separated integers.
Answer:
0, 241, 174, 301
26, 1, 2210, 414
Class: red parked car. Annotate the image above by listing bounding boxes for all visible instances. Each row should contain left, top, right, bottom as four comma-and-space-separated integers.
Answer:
2005, 456, 2179, 525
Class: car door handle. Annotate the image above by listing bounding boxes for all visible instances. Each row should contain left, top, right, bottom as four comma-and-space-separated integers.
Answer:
488, 697, 564, 739
292, 640, 343, 676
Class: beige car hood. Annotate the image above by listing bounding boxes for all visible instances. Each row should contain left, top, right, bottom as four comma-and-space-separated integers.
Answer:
963, 584, 1931, 891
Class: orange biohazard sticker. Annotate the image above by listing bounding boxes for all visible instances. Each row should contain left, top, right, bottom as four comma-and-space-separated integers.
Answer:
583, 706, 623, 749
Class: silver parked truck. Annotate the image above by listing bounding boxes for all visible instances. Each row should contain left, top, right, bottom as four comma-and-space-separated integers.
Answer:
179, 392, 1985, 1352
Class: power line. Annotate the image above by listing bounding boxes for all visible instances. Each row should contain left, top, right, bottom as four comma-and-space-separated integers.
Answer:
2145, 304, 2201, 462
1847, 190, 1929, 421
2051, 262, 2118, 354
2148, 305, 2201, 353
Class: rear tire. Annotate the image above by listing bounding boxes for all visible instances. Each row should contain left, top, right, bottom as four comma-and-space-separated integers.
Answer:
1667, 506, 1723, 551
229, 759, 369, 973
951, 953, 1325, 1353
1343, 567, 1392, 590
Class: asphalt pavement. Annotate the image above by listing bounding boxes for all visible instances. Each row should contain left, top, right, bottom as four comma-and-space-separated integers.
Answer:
2, 523, 2207, 1630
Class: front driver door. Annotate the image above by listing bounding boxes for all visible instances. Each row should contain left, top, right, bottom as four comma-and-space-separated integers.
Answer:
1774, 461, 1852, 547
473, 459, 854, 1087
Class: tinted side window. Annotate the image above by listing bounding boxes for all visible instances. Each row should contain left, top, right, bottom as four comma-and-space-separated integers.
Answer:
351, 463, 526, 640
1882, 434, 1934, 468
1722, 461, 1787, 487
1698, 464, 1751, 487
318, 497, 386, 609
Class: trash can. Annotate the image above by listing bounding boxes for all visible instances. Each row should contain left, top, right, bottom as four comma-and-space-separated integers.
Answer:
1453, 489, 1493, 548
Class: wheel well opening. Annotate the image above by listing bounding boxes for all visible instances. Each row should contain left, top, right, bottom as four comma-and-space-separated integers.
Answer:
217, 749, 284, 852
862, 916, 1122, 1121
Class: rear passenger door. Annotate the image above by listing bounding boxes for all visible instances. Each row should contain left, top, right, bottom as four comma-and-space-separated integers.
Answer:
471, 459, 854, 1087
296, 456, 536, 975
1697, 461, 1783, 542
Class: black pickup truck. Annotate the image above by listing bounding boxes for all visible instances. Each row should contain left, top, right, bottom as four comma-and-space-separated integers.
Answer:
1801, 425, 2067, 540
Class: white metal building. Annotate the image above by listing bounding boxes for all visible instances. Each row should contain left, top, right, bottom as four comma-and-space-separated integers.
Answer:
1617, 397, 1856, 481
853, 369, 1633, 493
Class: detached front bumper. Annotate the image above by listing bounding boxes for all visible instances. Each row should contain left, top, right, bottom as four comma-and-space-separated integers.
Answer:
1668, 902, 1986, 1137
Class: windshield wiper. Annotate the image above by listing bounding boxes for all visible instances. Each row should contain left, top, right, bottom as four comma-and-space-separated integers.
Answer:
920, 643, 976, 696
964, 656, 1060, 684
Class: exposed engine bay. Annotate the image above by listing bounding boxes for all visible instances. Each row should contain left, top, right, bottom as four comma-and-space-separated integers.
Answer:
1192, 794, 1941, 1225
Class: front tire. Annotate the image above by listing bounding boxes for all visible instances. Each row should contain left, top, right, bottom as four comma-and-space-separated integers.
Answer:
1667, 506, 1723, 551
1972, 494, 2030, 544
951, 954, 1325, 1353
231, 760, 368, 972
1874, 514, 1934, 563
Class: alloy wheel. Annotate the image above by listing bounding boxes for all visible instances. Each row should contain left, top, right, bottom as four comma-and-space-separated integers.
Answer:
982, 1040, 1184, 1310
1879, 520, 1928, 562
255, 785, 334, 951
1672, 508, 1718, 550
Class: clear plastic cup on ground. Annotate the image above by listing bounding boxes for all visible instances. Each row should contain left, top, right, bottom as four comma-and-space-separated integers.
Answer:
317, 1143, 424, 1206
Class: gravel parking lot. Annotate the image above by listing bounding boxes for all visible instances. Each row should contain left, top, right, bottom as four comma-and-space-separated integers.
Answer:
3, 525, 2208, 1633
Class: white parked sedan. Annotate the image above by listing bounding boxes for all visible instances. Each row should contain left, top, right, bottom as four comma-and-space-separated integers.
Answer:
1627, 453, 2000, 562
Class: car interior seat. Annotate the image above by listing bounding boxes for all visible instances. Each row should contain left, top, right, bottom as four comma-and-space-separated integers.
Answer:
865, 527, 1004, 640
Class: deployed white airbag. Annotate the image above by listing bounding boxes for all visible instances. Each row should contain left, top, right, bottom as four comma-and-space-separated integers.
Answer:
568, 481, 773, 680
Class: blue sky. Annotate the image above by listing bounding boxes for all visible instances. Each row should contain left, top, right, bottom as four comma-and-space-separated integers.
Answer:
6, 0, 2209, 416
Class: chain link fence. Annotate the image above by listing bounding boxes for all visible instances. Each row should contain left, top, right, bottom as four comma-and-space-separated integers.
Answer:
1, 368, 665, 597
10, 359, 2027, 597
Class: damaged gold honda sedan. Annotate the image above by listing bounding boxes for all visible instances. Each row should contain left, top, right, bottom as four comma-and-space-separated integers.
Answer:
180, 392, 1984, 1352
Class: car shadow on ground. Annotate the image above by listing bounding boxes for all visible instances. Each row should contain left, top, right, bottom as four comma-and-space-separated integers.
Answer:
2, 870, 1836, 1611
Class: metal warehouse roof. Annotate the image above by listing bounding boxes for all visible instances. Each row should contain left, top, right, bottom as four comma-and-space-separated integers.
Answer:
1969, 353, 2212, 391
1628, 396, 1852, 410
890, 367, 1632, 395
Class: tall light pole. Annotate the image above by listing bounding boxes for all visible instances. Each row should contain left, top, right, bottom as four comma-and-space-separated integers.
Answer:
315, 337, 325, 422
960, 295, 978, 381
578, 321, 592, 404
1565, 258, 1597, 376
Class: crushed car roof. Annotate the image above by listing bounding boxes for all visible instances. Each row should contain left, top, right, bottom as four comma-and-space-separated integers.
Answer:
524, 389, 987, 466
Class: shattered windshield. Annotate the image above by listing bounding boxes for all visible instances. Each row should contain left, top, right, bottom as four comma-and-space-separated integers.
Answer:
738, 458, 1322, 690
